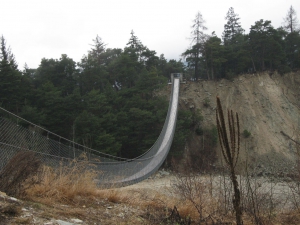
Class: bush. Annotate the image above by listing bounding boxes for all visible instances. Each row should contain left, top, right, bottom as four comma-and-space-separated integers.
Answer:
209, 126, 218, 146
243, 129, 251, 138
0, 151, 42, 197
203, 98, 210, 107
225, 70, 236, 81
195, 127, 203, 135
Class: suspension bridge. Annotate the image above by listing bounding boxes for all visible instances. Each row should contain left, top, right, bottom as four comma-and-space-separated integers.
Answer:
0, 75, 181, 187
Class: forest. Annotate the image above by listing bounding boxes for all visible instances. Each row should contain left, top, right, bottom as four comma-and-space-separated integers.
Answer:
0, 6, 299, 159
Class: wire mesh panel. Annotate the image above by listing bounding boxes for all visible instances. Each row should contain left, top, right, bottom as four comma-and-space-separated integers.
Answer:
0, 78, 180, 187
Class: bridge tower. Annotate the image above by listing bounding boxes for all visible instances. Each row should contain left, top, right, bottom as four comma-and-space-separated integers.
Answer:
170, 73, 184, 84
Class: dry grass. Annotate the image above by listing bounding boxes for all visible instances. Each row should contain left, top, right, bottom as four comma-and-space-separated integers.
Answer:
94, 179, 231, 224
25, 157, 99, 204
279, 210, 300, 224
0, 204, 22, 217
96, 184, 206, 224
22, 168, 300, 225
96, 189, 132, 204
0, 151, 42, 197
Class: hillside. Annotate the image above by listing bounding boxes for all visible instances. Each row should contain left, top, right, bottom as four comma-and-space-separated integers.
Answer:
178, 72, 300, 173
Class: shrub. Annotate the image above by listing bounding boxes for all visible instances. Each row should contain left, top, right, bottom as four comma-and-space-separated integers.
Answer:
243, 129, 251, 138
195, 127, 203, 135
203, 98, 210, 107
0, 151, 42, 197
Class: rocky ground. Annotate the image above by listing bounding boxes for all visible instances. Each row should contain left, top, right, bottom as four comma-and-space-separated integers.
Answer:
0, 189, 144, 225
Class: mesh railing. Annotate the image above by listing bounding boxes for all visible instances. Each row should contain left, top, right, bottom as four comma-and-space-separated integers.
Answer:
0, 78, 180, 187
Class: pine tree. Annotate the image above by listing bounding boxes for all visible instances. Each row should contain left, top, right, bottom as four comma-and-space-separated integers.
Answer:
89, 35, 107, 65
204, 33, 226, 79
249, 20, 285, 72
222, 8, 249, 78
126, 30, 145, 62
285, 31, 300, 69
127, 30, 141, 48
223, 7, 244, 45
0, 36, 22, 112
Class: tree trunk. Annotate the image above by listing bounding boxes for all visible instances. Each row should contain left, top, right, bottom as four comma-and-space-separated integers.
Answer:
231, 168, 243, 225
195, 49, 200, 80
251, 57, 256, 73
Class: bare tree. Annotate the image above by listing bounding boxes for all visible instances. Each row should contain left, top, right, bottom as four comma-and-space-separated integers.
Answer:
190, 12, 207, 45
283, 5, 299, 33
182, 12, 208, 80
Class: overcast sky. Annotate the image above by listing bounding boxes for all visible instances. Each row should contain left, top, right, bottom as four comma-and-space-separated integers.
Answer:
1, 0, 300, 69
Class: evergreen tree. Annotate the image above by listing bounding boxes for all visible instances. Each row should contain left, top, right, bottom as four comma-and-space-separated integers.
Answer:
126, 30, 145, 62
127, 30, 142, 49
285, 31, 300, 69
77, 36, 110, 94
0, 36, 22, 112
164, 59, 185, 79
222, 7, 244, 45
221, 8, 250, 78
20, 64, 36, 106
249, 20, 285, 72
204, 33, 226, 79
88, 35, 107, 65
34, 55, 77, 96
140, 48, 159, 70
101, 48, 123, 66
35, 82, 64, 133
107, 50, 140, 88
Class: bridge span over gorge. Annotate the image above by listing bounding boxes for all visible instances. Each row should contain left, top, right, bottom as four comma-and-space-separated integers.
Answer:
0, 75, 181, 187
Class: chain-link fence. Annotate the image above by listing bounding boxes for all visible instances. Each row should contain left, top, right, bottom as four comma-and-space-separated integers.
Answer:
0, 78, 180, 187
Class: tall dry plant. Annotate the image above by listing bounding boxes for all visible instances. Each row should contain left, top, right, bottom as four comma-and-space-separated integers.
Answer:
25, 157, 99, 204
216, 96, 243, 225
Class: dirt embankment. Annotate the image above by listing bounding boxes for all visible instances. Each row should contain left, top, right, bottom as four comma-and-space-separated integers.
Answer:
178, 72, 300, 172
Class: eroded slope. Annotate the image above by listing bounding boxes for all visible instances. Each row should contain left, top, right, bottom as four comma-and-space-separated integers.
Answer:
180, 72, 300, 170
